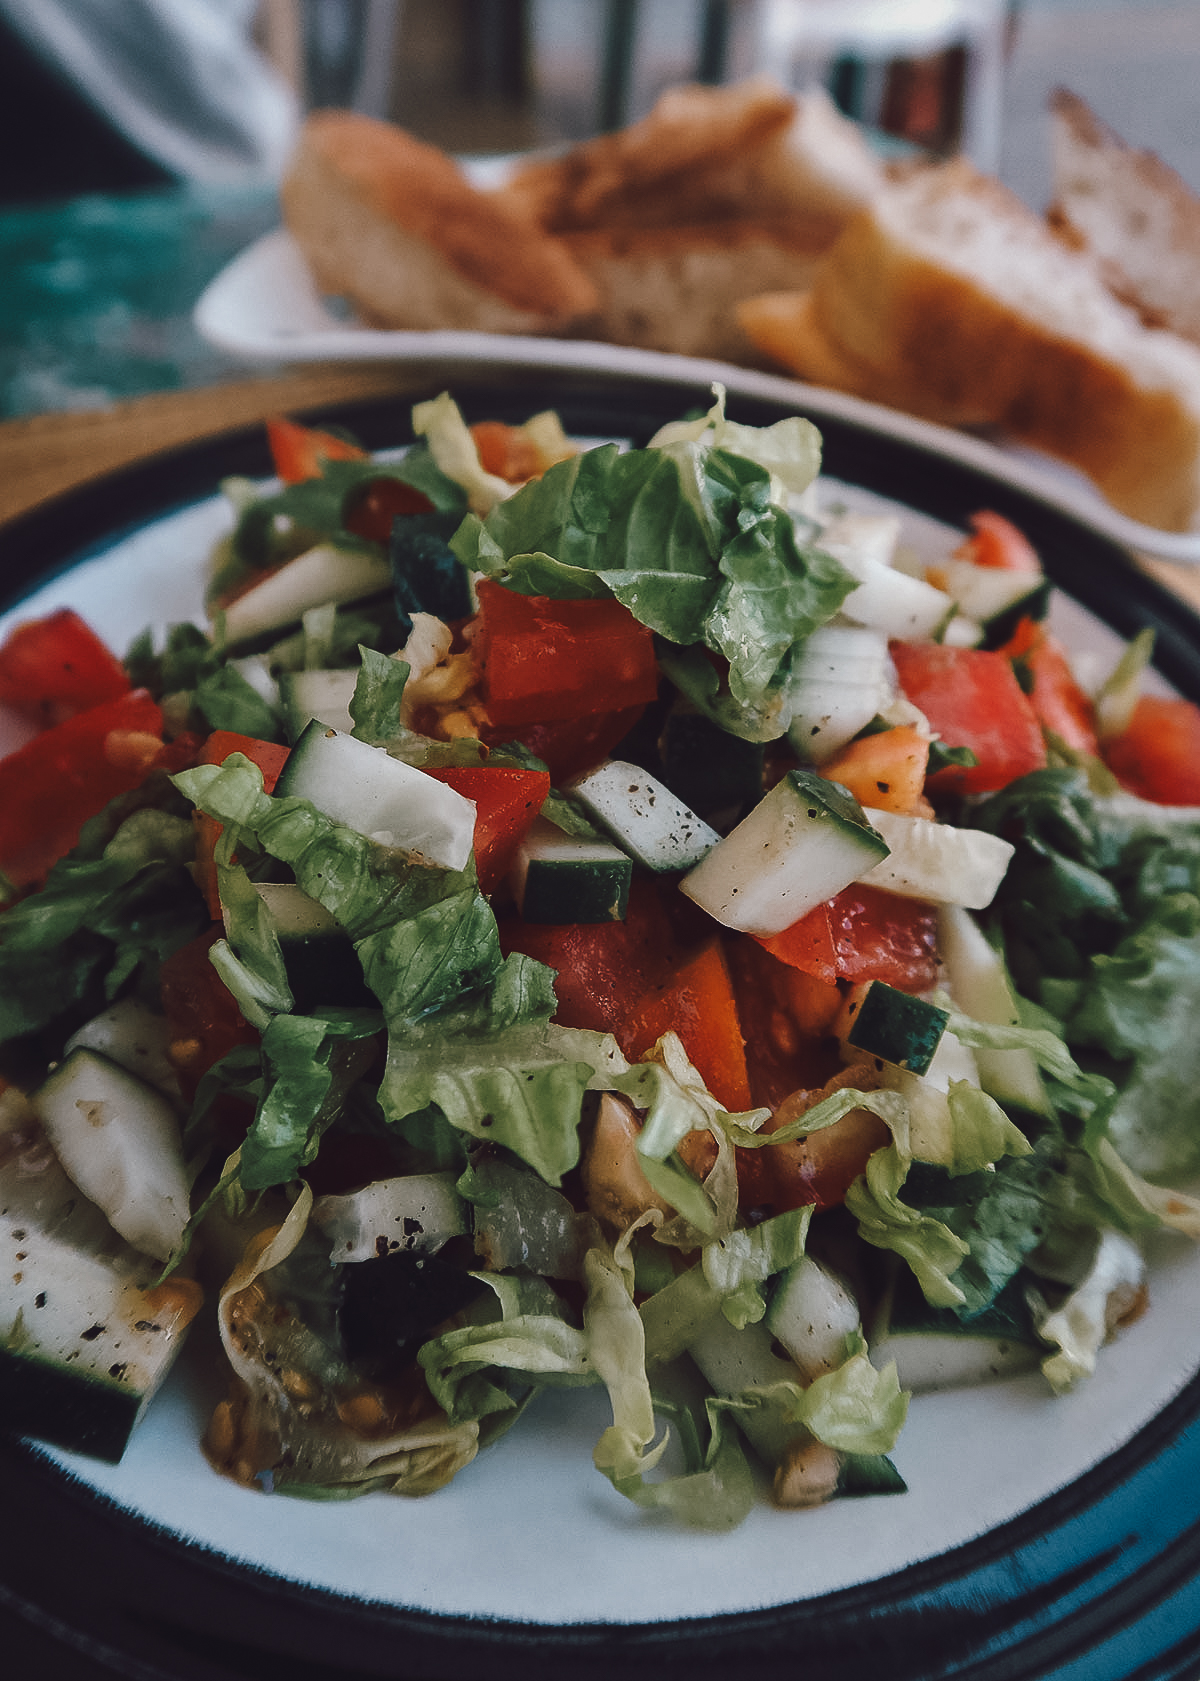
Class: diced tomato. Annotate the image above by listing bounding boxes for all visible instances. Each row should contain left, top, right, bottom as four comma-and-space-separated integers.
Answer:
344, 477, 435, 544
818, 724, 931, 815
474, 579, 660, 731
755, 881, 939, 993
483, 704, 649, 785
424, 764, 550, 895
624, 939, 752, 1113
265, 414, 366, 483
750, 1092, 892, 1217
0, 608, 130, 728
954, 510, 1042, 573
724, 936, 843, 1113
194, 732, 292, 918
498, 877, 751, 1112
999, 617, 1099, 756
1103, 694, 1200, 805
754, 901, 839, 984
199, 731, 291, 782
828, 884, 940, 990
159, 928, 260, 1134
151, 731, 206, 776
0, 689, 165, 888
724, 936, 876, 1214
470, 420, 546, 484
890, 641, 1046, 796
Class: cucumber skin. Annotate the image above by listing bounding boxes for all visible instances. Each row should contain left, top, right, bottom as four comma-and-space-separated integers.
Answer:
0, 1343, 145, 1462
521, 860, 630, 925
845, 982, 949, 1077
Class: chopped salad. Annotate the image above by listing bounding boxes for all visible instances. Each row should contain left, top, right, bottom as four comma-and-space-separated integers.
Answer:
3, 388, 1200, 1530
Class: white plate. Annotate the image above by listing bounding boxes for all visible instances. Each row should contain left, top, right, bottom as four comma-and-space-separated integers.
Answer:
193, 226, 1200, 567
2, 445, 1197, 1631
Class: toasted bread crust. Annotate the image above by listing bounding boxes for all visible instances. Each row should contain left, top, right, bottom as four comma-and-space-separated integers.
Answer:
564, 221, 825, 362
497, 78, 797, 233
739, 159, 1200, 530
282, 110, 598, 326
1048, 87, 1200, 344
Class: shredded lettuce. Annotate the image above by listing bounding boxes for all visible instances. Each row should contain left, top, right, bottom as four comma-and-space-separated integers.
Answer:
349, 646, 410, 742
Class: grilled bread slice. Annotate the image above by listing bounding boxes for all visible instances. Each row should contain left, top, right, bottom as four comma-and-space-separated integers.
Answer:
280, 110, 599, 335
738, 158, 1200, 531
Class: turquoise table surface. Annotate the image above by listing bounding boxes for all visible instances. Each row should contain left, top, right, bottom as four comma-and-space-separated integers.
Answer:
0, 184, 281, 420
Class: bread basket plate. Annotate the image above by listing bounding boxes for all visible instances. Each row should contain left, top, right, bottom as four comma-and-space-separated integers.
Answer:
193, 224, 1200, 567
4, 366, 1200, 1680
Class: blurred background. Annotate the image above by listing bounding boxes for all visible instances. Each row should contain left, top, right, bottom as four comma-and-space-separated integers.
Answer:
0, 0, 1197, 419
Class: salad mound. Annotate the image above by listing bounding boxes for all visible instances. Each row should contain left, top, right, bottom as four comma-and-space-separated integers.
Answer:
3, 389, 1200, 1529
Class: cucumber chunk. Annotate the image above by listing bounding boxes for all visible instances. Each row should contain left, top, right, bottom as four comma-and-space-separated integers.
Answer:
938, 904, 1050, 1117
658, 713, 764, 822
0, 1136, 201, 1461
250, 882, 374, 1009
65, 999, 180, 1102
219, 543, 392, 647
680, 770, 889, 935
843, 982, 949, 1077
278, 668, 358, 739
510, 817, 631, 923
869, 1272, 1038, 1393
275, 721, 476, 872
935, 559, 1050, 643
566, 760, 719, 873
31, 1049, 191, 1263
786, 626, 894, 762
765, 1256, 861, 1383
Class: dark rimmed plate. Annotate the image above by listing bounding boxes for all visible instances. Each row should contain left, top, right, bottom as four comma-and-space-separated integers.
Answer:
4, 365, 1200, 1681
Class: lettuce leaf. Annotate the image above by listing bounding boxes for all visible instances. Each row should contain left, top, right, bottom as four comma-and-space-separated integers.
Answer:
0, 799, 206, 1045
228, 447, 466, 573
722, 1349, 909, 1459
349, 646, 410, 742
451, 431, 854, 738
240, 1007, 383, 1189
175, 754, 622, 1189
967, 768, 1200, 1183
191, 662, 283, 740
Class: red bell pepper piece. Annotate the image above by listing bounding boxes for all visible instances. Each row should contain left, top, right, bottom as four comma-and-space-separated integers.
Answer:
890, 641, 1046, 796
1103, 695, 1200, 805
724, 936, 844, 1113
0, 689, 164, 889
194, 732, 292, 918
724, 936, 885, 1216
474, 579, 659, 731
0, 607, 130, 728
424, 764, 550, 895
